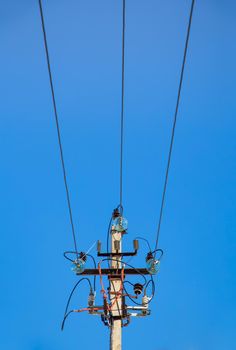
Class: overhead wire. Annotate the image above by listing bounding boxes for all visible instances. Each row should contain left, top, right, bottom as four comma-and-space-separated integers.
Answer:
39, 0, 196, 327
154, 0, 195, 253
119, 0, 126, 209
38, 0, 78, 255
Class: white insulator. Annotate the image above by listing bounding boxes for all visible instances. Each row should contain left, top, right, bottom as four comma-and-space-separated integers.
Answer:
142, 295, 149, 307
142, 295, 150, 316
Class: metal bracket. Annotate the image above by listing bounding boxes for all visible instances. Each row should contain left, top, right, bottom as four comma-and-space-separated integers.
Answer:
79, 268, 150, 276
97, 249, 138, 258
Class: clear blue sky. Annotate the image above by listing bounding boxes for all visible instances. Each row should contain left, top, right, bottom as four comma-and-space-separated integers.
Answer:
0, 0, 236, 349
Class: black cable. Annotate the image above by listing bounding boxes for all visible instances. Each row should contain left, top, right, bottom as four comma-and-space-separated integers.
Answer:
61, 310, 75, 331
134, 236, 152, 252
62, 278, 92, 331
63, 251, 78, 263
86, 254, 97, 268
144, 275, 155, 298
151, 248, 164, 259
119, 0, 126, 208
154, 0, 195, 253
123, 280, 135, 287
38, 0, 78, 255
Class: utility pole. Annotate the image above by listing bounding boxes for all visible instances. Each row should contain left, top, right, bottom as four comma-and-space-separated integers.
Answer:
109, 223, 122, 350
63, 208, 163, 348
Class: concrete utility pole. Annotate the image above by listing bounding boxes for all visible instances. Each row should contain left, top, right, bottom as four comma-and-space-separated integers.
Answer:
72, 208, 156, 348
109, 227, 122, 350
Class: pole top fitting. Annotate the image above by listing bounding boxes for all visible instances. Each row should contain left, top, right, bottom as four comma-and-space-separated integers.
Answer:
112, 208, 120, 219
79, 251, 87, 262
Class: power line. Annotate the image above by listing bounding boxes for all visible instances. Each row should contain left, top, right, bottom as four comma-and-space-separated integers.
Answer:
119, 0, 126, 209
38, 0, 78, 255
154, 0, 195, 252
62, 277, 92, 330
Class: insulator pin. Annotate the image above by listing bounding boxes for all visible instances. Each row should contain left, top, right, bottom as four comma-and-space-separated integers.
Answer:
97, 240, 101, 253
133, 239, 139, 251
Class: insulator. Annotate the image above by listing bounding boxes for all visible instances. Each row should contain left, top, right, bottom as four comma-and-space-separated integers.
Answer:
142, 295, 149, 307
112, 216, 128, 232
71, 258, 86, 274
142, 295, 150, 315
146, 252, 154, 262
146, 258, 160, 275
133, 283, 143, 295
146, 252, 160, 275
88, 291, 96, 307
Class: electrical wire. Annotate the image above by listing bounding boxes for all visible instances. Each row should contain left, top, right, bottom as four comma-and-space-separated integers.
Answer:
119, 0, 126, 208
154, 0, 195, 253
38, 0, 78, 255
134, 236, 152, 252
123, 280, 135, 288
144, 275, 155, 298
62, 307, 105, 330
98, 258, 149, 308
151, 248, 164, 259
61, 277, 92, 330
98, 255, 153, 312
61, 310, 75, 331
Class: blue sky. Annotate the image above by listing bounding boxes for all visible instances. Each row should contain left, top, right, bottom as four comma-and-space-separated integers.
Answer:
0, 0, 236, 349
